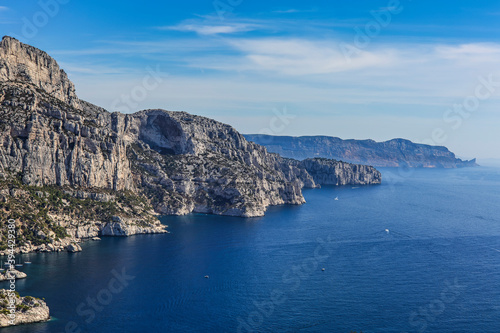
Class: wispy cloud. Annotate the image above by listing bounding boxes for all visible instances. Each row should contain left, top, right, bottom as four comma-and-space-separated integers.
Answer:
435, 43, 500, 59
227, 39, 397, 75
66, 37, 500, 159
0, 6, 14, 24
49, 38, 221, 56
180, 38, 400, 76
159, 22, 260, 35
273, 8, 317, 14
59, 62, 131, 75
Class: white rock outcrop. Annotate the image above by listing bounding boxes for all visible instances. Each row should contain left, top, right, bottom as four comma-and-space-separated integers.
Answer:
0, 289, 50, 327
0, 269, 27, 281
66, 243, 82, 253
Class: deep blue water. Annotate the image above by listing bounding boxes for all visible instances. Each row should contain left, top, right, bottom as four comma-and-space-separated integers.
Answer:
2, 167, 500, 333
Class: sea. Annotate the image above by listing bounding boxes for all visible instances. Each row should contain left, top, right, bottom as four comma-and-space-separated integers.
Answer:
2, 167, 500, 333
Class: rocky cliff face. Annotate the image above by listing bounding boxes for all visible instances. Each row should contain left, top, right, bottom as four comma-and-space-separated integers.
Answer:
245, 135, 477, 168
0, 36, 381, 248
0, 36, 80, 109
296, 158, 382, 185
0, 81, 135, 191
123, 109, 327, 217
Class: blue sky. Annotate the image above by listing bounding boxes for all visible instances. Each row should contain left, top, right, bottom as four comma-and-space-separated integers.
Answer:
1, 0, 500, 159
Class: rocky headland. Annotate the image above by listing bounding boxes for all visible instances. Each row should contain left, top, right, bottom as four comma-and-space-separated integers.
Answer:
244, 135, 478, 168
0, 289, 50, 327
0, 36, 381, 252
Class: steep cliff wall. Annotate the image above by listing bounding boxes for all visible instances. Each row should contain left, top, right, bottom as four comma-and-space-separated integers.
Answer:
0, 36, 381, 248
0, 81, 135, 191
296, 158, 382, 185
123, 110, 313, 217
0, 36, 80, 109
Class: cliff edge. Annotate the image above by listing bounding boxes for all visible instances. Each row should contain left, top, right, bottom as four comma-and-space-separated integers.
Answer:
0, 36, 381, 249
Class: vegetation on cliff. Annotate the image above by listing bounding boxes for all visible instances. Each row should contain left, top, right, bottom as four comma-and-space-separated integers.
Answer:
0, 36, 381, 248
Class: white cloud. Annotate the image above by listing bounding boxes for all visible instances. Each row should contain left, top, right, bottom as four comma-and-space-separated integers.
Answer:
435, 43, 500, 60
0, 6, 8, 11
227, 39, 398, 75
159, 23, 260, 35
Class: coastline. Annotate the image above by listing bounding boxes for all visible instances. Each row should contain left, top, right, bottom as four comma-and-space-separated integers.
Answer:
0, 289, 50, 327
0, 220, 168, 328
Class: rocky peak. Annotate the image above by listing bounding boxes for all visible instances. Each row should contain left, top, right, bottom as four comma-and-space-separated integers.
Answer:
0, 36, 80, 109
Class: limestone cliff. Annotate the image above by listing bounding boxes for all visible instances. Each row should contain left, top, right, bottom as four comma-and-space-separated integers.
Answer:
0, 36, 80, 109
0, 36, 381, 248
295, 158, 382, 185
245, 134, 478, 168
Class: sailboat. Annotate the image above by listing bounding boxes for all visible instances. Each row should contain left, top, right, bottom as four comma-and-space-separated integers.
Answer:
0, 262, 4, 272
334, 196, 339, 201
24, 255, 32, 264
15, 257, 23, 267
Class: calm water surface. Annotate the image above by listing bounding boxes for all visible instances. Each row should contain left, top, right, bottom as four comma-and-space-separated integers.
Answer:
2, 167, 500, 332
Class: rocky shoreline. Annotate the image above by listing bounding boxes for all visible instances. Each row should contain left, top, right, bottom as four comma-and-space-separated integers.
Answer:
0, 289, 50, 327
0, 220, 168, 328
0, 220, 168, 256
0, 269, 27, 281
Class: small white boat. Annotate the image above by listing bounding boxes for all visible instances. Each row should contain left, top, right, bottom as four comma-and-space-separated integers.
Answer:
204, 275, 210, 279
321, 268, 325, 271
385, 229, 390, 234
334, 196, 339, 201
15, 258, 23, 267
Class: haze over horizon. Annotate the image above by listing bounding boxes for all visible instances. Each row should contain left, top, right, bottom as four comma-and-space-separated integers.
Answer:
1, 0, 500, 159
